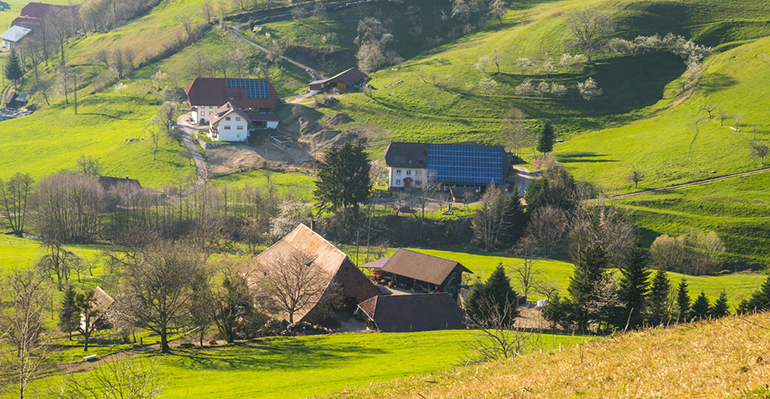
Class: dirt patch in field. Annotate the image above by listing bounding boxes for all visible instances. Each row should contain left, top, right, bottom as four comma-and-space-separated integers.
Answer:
326, 113, 353, 126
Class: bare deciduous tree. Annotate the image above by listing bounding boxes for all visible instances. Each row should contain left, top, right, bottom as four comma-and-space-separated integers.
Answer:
566, 8, 614, 64
750, 141, 768, 165
463, 296, 533, 366
57, 357, 166, 398
500, 108, 529, 156
626, 168, 645, 189
255, 252, 333, 323
118, 241, 206, 353
1, 268, 49, 399
650, 234, 686, 271
0, 172, 34, 237
524, 205, 567, 258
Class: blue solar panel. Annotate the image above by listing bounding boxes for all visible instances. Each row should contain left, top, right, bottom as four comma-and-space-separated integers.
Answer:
427, 145, 503, 185
226, 79, 270, 99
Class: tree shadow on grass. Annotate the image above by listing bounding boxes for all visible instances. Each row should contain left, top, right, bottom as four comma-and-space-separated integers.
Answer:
169, 340, 384, 371
557, 152, 618, 164
696, 72, 739, 94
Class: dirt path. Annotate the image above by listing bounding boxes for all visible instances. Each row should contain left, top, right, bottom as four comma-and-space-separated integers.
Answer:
230, 24, 324, 82
605, 167, 770, 201
176, 116, 208, 197
511, 166, 534, 196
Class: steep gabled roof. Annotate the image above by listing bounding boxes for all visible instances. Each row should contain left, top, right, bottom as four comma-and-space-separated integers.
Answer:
92, 286, 114, 314
380, 249, 472, 286
357, 293, 466, 332
209, 102, 252, 125
247, 224, 380, 322
184, 78, 277, 110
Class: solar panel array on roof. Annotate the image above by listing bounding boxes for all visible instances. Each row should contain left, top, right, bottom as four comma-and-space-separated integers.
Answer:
427, 144, 503, 185
226, 79, 270, 99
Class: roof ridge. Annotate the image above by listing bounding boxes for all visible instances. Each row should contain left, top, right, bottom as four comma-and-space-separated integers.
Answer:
398, 248, 459, 265
293, 223, 348, 259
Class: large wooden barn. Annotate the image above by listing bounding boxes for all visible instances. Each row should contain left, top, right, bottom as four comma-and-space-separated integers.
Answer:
357, 293, 466, 332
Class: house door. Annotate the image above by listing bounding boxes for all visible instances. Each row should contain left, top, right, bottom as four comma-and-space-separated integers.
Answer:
199, 118, 205, 125
403, 177, 413, 187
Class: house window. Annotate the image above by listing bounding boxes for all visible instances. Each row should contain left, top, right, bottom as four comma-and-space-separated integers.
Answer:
396, 170, 401, 175
226, 116, 231, 121
396, 179, 401, 185
408, 160, 412, 165
236, 117, 241, 121
406, 170, 411, 175
224, 125, 230, 130
237, 125, 243, 130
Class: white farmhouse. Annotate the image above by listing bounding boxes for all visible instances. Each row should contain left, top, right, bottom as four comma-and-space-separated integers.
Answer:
184, 77, 278, 125
0, 26, 31, 49
208, 103, 252, 142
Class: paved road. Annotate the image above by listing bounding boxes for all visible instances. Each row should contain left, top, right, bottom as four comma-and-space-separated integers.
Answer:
511, 165, 535, 196
230, 24, 324, 81
176, 116, 208, 196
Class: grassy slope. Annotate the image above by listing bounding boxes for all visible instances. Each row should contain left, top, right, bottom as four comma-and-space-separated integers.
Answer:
68, 330, 585, 399
331, 312, 770, 399
619, 172, 770, 266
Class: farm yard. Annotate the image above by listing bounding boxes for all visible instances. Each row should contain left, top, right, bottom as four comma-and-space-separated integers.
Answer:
2, 0, 770, 397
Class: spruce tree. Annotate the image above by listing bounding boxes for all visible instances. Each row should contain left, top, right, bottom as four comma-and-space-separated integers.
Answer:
463, 264, 519, 325
568, 238, 608, 331
676, 278, 691, 322
485, 263, 519, 323
536, 120, 555, 155
4, 49, 23, 87
738, 276, 770, 313
709, 291, 730, 318
59, 285, 79, 340
689, 291, 710, 320
647, 269, 670, 325
618, 246, 651, 330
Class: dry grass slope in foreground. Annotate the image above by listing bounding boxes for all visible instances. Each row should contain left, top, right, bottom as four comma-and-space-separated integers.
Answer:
334, 312, 770, 399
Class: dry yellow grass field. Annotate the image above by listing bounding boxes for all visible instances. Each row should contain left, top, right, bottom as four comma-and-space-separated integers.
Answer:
335, 312, 770, 398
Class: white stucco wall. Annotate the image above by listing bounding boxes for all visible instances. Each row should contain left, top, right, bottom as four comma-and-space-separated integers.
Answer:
193, 106, 219, 124
388, 167, 426, 189
211, 115, 250, 142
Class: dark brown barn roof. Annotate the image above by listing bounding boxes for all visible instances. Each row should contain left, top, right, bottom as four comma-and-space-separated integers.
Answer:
184, 78, 277, 110
98, 176, 142, 192
246, 224, 380, 322
357, 293, 466, 332
308, 67, 367, 86
383, 142, 428, 169
11, 17, 40, 28
20, 2, 77, 19
380, 249, 472, 286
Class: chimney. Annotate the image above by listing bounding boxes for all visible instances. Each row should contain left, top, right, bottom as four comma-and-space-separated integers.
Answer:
417, 139, 420, 143
125, 175, 129, 179
310, 220, 316, 231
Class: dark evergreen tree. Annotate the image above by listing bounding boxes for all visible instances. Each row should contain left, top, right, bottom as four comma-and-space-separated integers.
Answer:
464, 264, 519, 325
709, 291, 730, 318
567, 238, 608, 331
618, 246, 651, 330
676, 278, 691, 322
4, 49, 23, 86
647, 269, 671, 325
737, 276, 770, 314
58, 285, 79, 340
536, 120, 555, 154
689, 291, 710, 320
313, 141, 372, 214
542, 292, 571, 329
